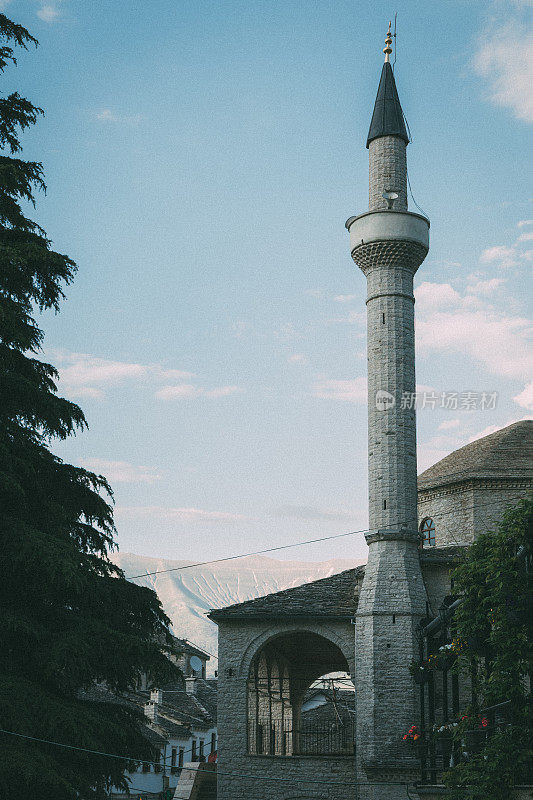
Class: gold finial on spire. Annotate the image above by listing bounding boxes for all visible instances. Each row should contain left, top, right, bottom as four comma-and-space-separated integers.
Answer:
383, 20, 393, 63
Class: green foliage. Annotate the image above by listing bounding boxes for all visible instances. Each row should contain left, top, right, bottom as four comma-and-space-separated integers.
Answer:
445, 730, 531, 800
0, 13, 179, 799
443, 497, 533, 800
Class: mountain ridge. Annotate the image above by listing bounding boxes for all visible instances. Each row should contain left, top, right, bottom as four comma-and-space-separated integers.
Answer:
114, 552, 362, 670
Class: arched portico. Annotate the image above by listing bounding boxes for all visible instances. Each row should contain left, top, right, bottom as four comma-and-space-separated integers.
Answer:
246, 630, 354, 756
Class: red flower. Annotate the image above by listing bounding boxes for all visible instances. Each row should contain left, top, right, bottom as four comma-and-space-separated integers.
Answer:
480, 717, 489, 728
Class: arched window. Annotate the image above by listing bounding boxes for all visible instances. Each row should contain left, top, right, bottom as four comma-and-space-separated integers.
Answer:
247, 632, 354, 757
420, 517, 436, 547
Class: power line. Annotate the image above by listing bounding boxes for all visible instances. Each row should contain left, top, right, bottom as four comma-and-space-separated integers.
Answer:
126, 495, 519, 581
0, 726, 416, 790
126, 526, 376, 579
181, 639, 218, 661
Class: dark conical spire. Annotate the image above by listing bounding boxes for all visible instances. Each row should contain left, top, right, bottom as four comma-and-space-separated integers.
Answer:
366, 61, 409, 148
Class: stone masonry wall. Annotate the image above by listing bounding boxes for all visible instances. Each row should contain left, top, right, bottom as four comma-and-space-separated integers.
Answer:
356, 536, 426, 782
472, 482, 533, 539
365, 267, 418, 532
417, 480, 533, 548
417, 485, 474, 548
369, 136, 408, 212
216, 619, 356, 800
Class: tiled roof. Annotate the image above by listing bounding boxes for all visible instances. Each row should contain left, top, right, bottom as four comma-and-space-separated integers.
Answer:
302, 688, 355, 727
141, 680, 216, 728
173, 636, 211, 661
140, 723, 168, 747
209, 548, 467, 622
418, 420, 533, 490
209, 567, 363, 621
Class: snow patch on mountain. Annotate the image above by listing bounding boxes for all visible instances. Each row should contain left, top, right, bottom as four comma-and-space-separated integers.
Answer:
114, 553, 362, 671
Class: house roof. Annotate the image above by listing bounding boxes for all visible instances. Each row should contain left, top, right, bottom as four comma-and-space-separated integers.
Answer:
367, 61, 409, 148
210, 547, 469, 622
209, 567, 364, 621
173, 637, 210, 661
154, 679, 216, 727
301, 688, 355, 727
417, 420, 533, 491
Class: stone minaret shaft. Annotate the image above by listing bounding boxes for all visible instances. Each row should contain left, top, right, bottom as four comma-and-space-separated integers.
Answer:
346, 27, 430, 791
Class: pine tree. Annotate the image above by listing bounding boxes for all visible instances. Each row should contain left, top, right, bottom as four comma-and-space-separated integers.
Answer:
0, 14, 178, 798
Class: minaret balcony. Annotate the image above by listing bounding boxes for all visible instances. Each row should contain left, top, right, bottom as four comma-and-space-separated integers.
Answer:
345, 209, 429, 273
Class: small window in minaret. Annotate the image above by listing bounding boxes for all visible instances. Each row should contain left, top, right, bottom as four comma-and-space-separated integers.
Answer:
420, 517, 436, 547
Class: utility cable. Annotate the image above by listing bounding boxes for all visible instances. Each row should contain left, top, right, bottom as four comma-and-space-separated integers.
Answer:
126, 495, 516, 581
0, 725, 417, 790
126, 525, 380, 579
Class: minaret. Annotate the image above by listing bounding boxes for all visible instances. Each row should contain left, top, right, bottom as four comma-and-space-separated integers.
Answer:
346, 25, 429, 794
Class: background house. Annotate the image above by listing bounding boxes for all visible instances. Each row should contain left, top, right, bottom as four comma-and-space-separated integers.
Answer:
111, 639, 217, 799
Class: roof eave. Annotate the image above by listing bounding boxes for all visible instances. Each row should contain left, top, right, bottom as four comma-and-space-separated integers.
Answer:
209, 612, 354, 623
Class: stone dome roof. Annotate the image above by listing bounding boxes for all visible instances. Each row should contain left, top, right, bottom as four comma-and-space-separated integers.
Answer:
418, 420, 533, 491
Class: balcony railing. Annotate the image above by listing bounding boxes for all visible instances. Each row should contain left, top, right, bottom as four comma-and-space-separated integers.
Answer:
248, 718, 355, 757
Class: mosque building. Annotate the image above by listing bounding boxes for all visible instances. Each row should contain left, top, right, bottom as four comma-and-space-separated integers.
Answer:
209, 26, 533, 800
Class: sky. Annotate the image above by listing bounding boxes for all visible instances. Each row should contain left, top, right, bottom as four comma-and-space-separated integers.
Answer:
4, 0, 532, 564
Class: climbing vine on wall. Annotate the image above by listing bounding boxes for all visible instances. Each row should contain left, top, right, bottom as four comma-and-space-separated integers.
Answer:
443, 496, 533, 800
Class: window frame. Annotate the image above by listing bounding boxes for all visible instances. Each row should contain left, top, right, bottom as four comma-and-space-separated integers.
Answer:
420, 517, 436, 547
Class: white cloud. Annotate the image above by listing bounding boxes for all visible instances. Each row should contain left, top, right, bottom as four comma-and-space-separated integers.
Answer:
155, 384, 200, 400
514, 381, 533, 410
54, 352, 147, 397
205, 385, 242, 398
473, 16, 533, 123
116, 506, 246, 523
517, 231, 533, 242
37, 3, 61, 22
480, 245, 518, 269
287, 353, 309, 364
414, 282, 461, 308
438, 419, 461, 431
273, 505, 357, 522
517, 220, 533, 227
415, 279, 532, 427
158, 368, 195, 380
466, 277, 505, 295
334, 295, 357, 303
79, 459, 162, 484
155, 384, 241, 400
416, 302, 533, 380
312, 377, 367, 403
51, 350, 234, 401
